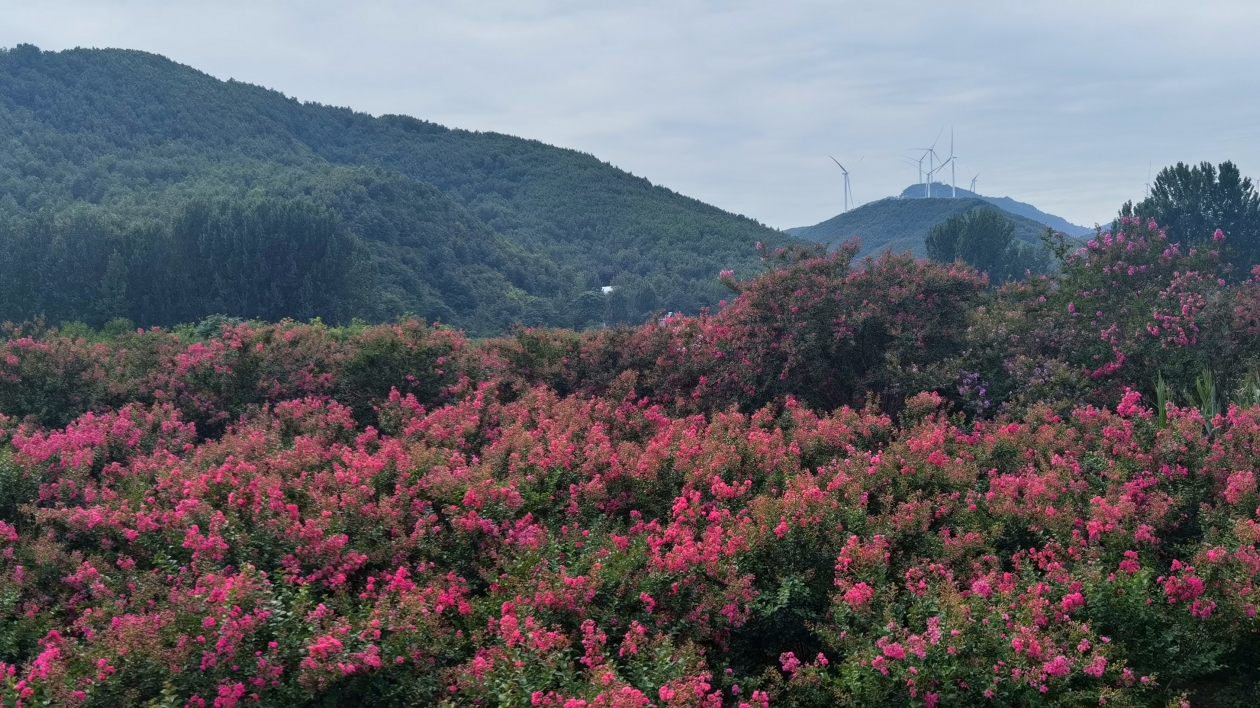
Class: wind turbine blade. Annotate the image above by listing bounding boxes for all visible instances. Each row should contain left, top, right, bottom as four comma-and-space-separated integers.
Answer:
927, 157, 952, 176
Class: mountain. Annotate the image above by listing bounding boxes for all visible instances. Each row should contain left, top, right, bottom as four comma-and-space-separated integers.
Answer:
900, 183, 1093, 236
787, 196, 1057, 258
0, 44, 790, 333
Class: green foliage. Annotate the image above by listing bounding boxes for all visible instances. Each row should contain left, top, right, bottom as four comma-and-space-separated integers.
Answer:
955, 208, 1016, 274
1127, 160, 1260, 276
958, 216, 1235, 417
1156, 372, 1171, 428
923, 211, 965, 263
0, 447, 39, 526
172, 195, 365, 322
1195, 369, 1221, 435
926, 207, 1051, 282
1233, 370, 1260, 408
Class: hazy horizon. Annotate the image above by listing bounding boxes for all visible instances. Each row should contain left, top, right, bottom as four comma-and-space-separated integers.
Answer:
3, 0, 1258, 230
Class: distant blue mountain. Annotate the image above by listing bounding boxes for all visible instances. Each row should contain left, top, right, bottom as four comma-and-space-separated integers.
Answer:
899, 183, 1093, 237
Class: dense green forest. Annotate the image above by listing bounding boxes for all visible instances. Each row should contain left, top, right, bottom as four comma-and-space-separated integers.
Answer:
0, 44, 790, 333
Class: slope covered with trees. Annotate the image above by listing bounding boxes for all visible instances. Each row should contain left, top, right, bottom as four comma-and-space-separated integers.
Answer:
900, 182, 1093, 237
787, 196, 1054, 259
0, 44, 789, 332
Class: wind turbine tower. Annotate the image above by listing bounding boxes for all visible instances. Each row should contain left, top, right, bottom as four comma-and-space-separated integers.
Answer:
950, 129, 957, 198
909, 148, 933, 197
970, 173, 979, 193
911, 130, 947, 198
829, 156, 853, 213
927, 149, 934, 198
928, 128, 943, 197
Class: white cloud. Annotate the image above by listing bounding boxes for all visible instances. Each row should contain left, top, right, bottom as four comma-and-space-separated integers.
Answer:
3, 0, 1259, 228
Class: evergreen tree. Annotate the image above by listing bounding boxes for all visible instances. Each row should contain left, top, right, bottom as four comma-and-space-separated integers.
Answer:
96, 250, 129, 323
926, 208, 1018, 281
925, 212, 965, 263
955, 208, 1016, 279
1126, 161, 1260, 276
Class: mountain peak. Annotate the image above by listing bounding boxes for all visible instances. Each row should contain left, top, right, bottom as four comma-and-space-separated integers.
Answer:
899, 182, 1092, 236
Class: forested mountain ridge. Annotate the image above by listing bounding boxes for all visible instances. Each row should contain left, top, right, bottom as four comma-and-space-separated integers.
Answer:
899, 182, 1093, 236
787, 196, 1056, 258
0, 44, 790, 332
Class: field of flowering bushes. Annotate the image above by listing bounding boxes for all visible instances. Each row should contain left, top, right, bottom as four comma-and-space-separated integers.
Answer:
2, 220, 1260, 707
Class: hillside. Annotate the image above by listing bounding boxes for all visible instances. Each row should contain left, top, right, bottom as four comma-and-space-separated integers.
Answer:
787, 196, 1055, 258
0, 44, 790, 333
900, 182, 1093, 236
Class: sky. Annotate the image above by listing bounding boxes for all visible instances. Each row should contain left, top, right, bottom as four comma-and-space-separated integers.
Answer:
3, 0, 1259, 230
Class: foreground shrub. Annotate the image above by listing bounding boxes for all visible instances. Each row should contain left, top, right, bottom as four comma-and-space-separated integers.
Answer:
1, 319, 486, 434
0, 384, 1256, 706
963, 217, 1236, 415
494, 244, 988, 417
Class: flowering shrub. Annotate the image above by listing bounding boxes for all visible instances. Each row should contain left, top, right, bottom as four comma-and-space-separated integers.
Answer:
964, 219, 1235, 414
0, 318, 484, 434
1051, 218, 1225, 385
0, 372, 1258, 706
485, 243, 987, 417
4, 228, 1260, 705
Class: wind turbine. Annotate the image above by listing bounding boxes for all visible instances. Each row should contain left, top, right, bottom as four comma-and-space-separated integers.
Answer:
927, 156, 953, 196
914, 148, 936, 197
912, 146, 942, 195
911, 129, 946, 197
829, 156, 853, 213
928, 128, 945, 197
970, 172, 979, 193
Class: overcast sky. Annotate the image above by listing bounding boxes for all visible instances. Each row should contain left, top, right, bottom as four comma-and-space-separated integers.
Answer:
3, 0, 1259, 229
